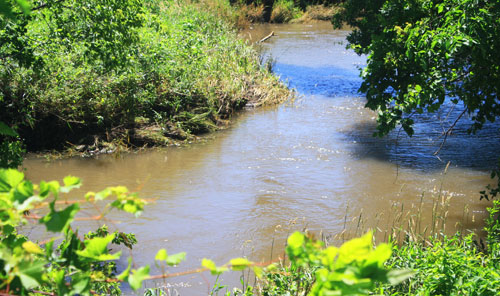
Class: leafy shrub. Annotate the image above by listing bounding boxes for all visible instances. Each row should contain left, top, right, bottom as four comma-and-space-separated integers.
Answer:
0, 168, 150, 294
0, 122, 24, 169
270, 0, 302, 23
0, 0, 290, 151
257, 231, 413, 295
381, 234, 500, 295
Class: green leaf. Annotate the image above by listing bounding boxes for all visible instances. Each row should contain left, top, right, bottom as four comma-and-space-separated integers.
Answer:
76, 234, 122, 261
95, 188, 112, 200
166, 252, 186, 266
13, 180, 34, 205
0, 122, 18, 137
155, 249, 167, 261
0, 169, 24, 192
14, 0, 30, 15
39, 181, 60, 198
71, 272, 91, 294
40, 203, 80, 233
15, 259, 45, 289
287, 232, 305, 249
252, 266, 263, 278
61, 176, 81, 193
386, 269, 415, 285
117, 257, 132, 281
128, 265, 150, 291
22, 241, 44, 255
338, 231, 373, 265
202, 258, 228, 275
229, 258, 253, 271
366, 243, 392, 267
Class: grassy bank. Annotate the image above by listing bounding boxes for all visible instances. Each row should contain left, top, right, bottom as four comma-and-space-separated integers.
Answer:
231, 0, 341, 24
0, 0, 290, 155
214, 204, 499, 296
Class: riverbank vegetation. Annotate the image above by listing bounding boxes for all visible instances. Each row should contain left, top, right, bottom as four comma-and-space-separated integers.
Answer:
0, 0, 290, 156
229, 0, 342, 24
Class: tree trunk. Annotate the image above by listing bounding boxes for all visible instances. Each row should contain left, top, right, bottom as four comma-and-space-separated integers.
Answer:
262, 0, 274, 22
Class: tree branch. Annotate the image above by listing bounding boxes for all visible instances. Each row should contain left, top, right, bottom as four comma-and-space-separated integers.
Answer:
433, 108, 467, 155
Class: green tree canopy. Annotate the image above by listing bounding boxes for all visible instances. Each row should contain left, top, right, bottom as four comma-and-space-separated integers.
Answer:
334, 0, 500, 137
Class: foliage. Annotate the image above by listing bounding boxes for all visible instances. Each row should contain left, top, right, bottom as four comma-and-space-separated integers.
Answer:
0, 0, 290, 152
0, 122, 24, 169
480, 160, 500, 201
257, 231, 413, 295
270, 0, 303, 23
380, 234, 500, 295
334, 0, 500, 137
232, 0, 341, 23
0, 168, 149, 295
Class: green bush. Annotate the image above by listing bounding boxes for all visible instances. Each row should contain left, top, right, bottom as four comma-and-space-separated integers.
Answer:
378, 200, 500, 295
380, 234, 500, 295
270, 0, 302, 22
0, 0, 289, 151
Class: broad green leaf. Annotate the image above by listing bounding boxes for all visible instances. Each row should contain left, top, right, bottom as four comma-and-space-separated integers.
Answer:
166, 252, 186, 266
0, 169, 24, 192
321, 246, 339, 267
13, 181, 34, 205
338, 231, 373, 265
95, 188, 112, 200
229, 257, 253, 271
266, 263, 278, 271
128, 265, 150, 291
15, 259, 45, 289
386, 269, 415, 285
155, 249, 167, 261
14, 0, 30, 15
44, 239, 55, 258
110, 191, 146, 216
76, 234, 121, 261
366, 243, 392, 267
22, 241, 44, 255
202, 258, 228, 275
39, 181, 60, 198
0, 121, 18, 137
252, 266, 263, 278
61, 176, 81, 193
40, 203, 80, 233
72, 272, 91, 294
117, 257, 132, 281
287, 232, 305, 249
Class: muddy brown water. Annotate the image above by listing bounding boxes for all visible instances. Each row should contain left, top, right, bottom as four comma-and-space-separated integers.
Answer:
23, 22, 499, 294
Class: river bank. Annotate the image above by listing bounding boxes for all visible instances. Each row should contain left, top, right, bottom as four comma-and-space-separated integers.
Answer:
0, 0, 291, 160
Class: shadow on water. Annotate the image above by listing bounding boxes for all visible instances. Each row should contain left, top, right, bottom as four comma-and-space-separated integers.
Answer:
272, 62, 500, 173
344, 115, 500, 172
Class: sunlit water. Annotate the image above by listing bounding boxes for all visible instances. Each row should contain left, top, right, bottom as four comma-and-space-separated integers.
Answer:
23, 22, 499, 294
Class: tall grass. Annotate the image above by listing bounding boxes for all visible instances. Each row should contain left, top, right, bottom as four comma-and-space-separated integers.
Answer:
232, 163, 499, 295
0, 0, 291, 152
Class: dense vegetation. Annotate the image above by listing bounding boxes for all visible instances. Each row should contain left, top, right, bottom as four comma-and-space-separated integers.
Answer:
333, 0, 500, 138
0, 0, 289, 155
230, 0, 342, 23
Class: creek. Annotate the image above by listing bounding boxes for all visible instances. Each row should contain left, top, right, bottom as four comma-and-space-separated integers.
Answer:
23, 22, 499, 294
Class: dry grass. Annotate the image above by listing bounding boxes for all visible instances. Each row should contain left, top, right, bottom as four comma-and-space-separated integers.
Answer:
292, 4, 341, 23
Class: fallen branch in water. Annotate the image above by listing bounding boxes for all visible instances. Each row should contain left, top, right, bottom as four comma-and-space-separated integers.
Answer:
258, 31, 275, 43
